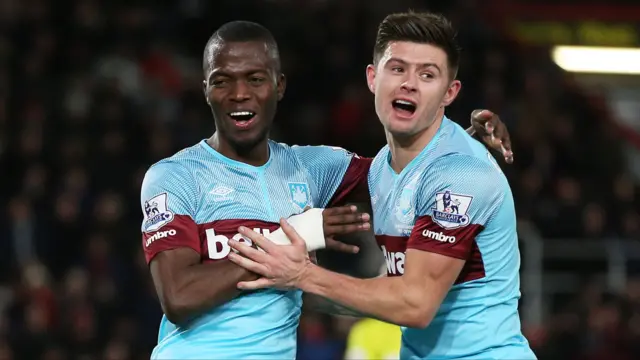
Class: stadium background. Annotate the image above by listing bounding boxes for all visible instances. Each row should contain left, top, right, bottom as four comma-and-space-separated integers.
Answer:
1, 0, 639, 359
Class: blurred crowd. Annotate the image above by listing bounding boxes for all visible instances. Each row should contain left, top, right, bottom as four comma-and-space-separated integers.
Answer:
0, 0, 639, 359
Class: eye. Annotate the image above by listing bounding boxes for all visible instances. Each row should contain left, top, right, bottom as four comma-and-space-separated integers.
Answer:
211, 79, 227, 87
249, 77, 266, 85
391, 67, 404, 73
420, 73, 434, 79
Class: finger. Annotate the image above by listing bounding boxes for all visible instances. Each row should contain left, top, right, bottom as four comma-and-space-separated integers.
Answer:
325, 212, 370, 225
325, 222, 371, 236
237, 277, 275, 290
490, 124, 514, 164
228, 240, 270, 262
323, 205, 357, 217
503, 146, 514, 164
228, 252, 270, 276
470, 110, 493, 137
238, 226, 277, 253
280, 218, 306, 248
483, 112, 499, 136
492, 117, 507, 140
325, 238, 360, 254
471, 109, 491, 124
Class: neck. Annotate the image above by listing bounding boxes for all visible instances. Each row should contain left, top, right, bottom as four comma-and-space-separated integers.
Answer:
207, 133, 270, 167
387, 109, 444, 173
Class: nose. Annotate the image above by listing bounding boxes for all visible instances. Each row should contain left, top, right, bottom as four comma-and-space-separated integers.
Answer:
400, 72, 418, 93
230, 80, 251, 102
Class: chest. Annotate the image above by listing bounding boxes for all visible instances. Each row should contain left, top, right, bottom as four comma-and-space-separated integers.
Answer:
371, 170, 421, 237
370, 169, 422, 277
192, 163, 316, 261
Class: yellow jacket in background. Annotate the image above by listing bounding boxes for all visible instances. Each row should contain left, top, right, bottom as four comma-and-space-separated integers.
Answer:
344, 319, 401, 360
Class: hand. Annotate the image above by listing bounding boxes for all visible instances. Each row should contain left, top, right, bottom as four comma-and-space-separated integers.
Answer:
469, 109, 514, 164
228, 218, 312, 291
322, 205, 370, 254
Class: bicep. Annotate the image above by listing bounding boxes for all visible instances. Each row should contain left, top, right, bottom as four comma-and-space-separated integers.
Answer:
149, 247, 201, 305
403, 249, 465, 312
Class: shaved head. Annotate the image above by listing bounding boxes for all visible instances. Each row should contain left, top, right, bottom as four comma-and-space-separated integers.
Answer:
203, 21, 281, 75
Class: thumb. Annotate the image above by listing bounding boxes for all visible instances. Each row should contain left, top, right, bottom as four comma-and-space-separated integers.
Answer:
280, 218, 306, 248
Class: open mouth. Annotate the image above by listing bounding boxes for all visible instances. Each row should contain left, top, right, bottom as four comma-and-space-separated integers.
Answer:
228, 111, 257, 127
391, 99, 417, 117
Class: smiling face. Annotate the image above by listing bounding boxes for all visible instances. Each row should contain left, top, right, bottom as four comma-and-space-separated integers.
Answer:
366, 41, 461, 140
203, 40, 285, 151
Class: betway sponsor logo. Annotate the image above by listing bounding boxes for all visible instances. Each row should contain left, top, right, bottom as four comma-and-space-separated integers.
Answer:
381, 245, 405, 275
206, 228, 272, 260
422, 229, 456, 243
146, 229, 177, 247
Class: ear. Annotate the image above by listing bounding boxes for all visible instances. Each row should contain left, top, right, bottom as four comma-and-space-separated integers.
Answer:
276, 73, 287, 101
441, 80, 462, 107
365, 64, 376, 94
202, 79, 210, 104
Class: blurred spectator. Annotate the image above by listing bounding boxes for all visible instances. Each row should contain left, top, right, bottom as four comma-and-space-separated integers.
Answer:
0, 0, 638, 359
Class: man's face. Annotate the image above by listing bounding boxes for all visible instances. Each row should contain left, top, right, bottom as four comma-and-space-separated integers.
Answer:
366, 41, 461, 139
203, 41, 285, 149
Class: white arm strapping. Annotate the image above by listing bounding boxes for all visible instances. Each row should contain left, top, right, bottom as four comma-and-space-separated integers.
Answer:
265, 208, 326, 251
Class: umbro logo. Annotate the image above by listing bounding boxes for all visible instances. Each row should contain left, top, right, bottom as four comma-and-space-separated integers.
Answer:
209, 186, 234, 201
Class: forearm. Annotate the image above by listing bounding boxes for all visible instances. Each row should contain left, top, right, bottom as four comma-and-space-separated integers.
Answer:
299, 264, 430, 327
304, 294, 368, 318
168, 261, 255, 323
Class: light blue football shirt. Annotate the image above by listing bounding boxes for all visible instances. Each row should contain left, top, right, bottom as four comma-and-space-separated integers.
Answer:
369, 117, 536, 359
140, 140, 366, 359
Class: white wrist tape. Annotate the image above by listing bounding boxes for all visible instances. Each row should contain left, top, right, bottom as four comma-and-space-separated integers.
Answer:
265, 208, 326, 251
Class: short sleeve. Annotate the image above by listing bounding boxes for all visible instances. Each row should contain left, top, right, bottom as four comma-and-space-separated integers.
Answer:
292, 145, 371, 207
407, 154, 504, 260
140, 161, 201, 264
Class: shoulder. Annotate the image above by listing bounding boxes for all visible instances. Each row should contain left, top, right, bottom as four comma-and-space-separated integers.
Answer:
415, 153, 506, 226
421, 153, 505, 197
429, 117, 488, 160
142, 143, 208, 197
288, 142, 355, 161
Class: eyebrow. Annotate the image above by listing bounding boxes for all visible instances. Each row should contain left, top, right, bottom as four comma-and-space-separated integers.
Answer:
208, 69, 269, 82
386, 57, 442, 73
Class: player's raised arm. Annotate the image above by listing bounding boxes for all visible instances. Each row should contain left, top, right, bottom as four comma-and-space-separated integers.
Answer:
141, 162, 256, 325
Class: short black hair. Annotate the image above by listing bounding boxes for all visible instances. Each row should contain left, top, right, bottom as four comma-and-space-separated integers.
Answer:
202, 21, 280, 74
373, 12, 460, 79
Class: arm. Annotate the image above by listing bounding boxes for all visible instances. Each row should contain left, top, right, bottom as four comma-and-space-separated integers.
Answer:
292, 145, 372, 207
150, 249, 256, 324
304, 293, 369, 318
141, 162, 255, 325
305, 264, 387, 317
153, 203, 368, 323
299, 155, 501, 328
326, 155, 372, 206
228, 155, 501, 328
299, 250, 463, 328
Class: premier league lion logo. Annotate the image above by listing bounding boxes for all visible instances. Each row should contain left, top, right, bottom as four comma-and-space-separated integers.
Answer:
432, 190, 473, 229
